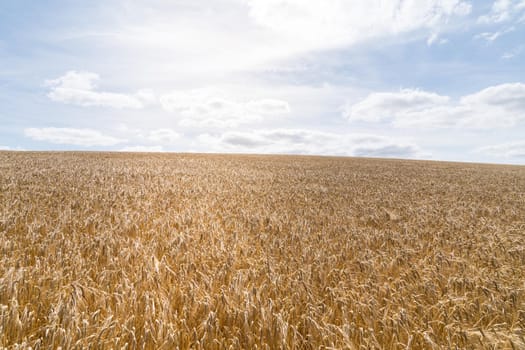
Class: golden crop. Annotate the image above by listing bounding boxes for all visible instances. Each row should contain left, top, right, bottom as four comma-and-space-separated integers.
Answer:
0, 152, 524, 349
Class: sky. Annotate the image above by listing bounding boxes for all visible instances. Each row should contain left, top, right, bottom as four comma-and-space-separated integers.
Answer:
1, 0, 525, 164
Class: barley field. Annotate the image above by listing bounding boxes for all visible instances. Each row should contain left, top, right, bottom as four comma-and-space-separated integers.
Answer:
0, 152, 524, 349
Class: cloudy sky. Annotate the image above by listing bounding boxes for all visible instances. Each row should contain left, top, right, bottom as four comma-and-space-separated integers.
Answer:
1, 0, 525, 164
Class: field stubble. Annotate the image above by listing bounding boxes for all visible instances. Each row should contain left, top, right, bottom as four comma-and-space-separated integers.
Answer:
0, 152, 524, 349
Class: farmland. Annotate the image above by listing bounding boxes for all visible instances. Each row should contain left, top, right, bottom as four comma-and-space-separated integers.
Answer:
0, 152, 524, 349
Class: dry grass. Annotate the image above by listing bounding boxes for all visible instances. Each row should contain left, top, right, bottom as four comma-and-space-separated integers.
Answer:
0, 151, 524, 349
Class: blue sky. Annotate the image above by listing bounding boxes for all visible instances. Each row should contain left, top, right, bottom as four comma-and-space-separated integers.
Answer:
1, 0, 525, 164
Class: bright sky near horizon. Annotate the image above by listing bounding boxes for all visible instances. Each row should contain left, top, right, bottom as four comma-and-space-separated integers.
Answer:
1, 0, 525, 164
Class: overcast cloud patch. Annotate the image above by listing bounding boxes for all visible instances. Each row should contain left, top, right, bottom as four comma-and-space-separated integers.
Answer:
200, 129, 421, 158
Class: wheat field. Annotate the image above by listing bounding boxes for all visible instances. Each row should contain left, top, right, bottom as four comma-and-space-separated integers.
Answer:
0, 152, 524, 349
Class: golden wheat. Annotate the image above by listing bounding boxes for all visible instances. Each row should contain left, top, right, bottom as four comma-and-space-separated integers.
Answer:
0, 151, 524, 349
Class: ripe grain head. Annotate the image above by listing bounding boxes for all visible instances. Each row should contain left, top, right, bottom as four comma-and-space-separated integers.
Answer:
0, 152, 524, 349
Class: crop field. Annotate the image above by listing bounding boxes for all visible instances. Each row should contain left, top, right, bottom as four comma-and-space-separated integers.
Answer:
0, 152, 524, 349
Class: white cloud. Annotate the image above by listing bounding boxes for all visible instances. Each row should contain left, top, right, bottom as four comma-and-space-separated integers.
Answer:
243, 0, 471, 52
221, 132, 269, 148
344, 83, 525, 128
427, 32, 440, 46
460, 83, 525, 109
147, 129, 181, 144
24, 127, 125, 146
475, 31, 503, 42
478, 140, 525, 158
502, 45, 525, 58
0, 145, 25, 151
159, 89, 290, 128
46, 71, 155, 109
245, 99, 291, 115
427, 32, 450, 46
344, 89, 450, 123
478, 0, 525, 23
119, 145, 165, 152
69, 0, 471, 80
474, 26, 515, 42
198, 129, 421, 158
